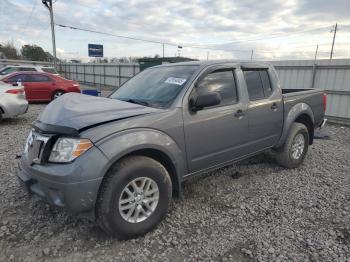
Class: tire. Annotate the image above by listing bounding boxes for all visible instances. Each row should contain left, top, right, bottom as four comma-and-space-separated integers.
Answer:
96, 156, 172, 239
52, 90, 65, 100
275, 123, 309, 168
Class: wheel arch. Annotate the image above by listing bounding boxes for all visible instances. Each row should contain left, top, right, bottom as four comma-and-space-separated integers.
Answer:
52, 89, 66, 100
294, 113, 314, 145
275, 102, 315, 148
123, 148, 181, 197
96, 129, 186, 199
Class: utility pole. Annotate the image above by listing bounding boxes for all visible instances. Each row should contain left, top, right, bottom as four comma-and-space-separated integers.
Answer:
206, 51, 209, 60
162, 43, 164, 58
42, 0, 57, 68
330, 23, 338, 60
311, 45, 319, 89
314, 45, 319, 62
250, 49, 254, 60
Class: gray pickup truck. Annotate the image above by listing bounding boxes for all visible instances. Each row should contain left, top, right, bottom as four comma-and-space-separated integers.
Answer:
18, 60, 326, 239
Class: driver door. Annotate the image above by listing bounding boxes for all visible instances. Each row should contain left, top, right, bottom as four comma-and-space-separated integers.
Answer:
183, 66, 250, 173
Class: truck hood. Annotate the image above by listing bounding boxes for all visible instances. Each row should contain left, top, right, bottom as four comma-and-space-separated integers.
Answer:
37, 93, 162, 131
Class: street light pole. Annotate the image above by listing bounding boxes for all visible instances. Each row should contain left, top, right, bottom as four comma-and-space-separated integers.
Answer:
42, 0, 57, 68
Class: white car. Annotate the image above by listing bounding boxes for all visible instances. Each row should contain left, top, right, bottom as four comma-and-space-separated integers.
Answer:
0, 82, 28, 121
0, 65, 58, 77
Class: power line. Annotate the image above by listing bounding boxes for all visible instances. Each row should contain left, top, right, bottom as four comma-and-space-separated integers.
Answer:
55, 23, 179, 46
55, 23, 332, 55
215, 25, 332, 45
54, 22, 350, 59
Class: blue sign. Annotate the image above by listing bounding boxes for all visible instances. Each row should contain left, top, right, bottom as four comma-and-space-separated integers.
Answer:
88, 44, 103, 57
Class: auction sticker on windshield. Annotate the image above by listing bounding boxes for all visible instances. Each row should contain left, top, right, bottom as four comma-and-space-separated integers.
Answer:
165, 77, 187, 86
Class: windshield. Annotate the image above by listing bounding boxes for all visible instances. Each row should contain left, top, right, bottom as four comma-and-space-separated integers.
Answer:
0, 67, 18, 75
110, 65, 198, 108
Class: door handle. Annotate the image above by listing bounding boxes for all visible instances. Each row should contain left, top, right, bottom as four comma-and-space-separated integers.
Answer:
234, 109, 245, 118
271, 103, 279, 110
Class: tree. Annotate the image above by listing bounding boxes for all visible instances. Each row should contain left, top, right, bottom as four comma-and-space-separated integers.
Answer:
0, 41, 20, 59
21, 44, 51, 61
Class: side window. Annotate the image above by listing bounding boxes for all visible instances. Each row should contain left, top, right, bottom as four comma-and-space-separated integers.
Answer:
260, 71, 272, 97
243, 71, 264, 100
30, 74, 52, 82
0, 67, 18, 75
195, 69, 238, 107
19, 67, 37, 72
42, 68, 57, 74
7, 74, 26, 83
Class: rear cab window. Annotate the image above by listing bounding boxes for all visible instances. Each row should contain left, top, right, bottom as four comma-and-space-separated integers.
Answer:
243, 69, 272, 101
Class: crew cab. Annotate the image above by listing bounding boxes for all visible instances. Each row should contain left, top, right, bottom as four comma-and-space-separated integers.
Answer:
17, 60, 326, 239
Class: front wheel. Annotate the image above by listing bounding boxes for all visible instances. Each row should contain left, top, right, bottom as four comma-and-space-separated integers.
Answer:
275, 123, 309, 168
52, 90, 65, 100
96, 156, 172, 239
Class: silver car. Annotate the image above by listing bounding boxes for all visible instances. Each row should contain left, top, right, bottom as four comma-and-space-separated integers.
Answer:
0, 82, 28, 121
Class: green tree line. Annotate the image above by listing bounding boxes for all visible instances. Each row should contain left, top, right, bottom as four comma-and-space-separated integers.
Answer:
0, 41, 55, 61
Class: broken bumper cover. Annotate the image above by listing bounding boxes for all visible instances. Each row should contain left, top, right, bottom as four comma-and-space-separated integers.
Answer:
17, 146, 109, 219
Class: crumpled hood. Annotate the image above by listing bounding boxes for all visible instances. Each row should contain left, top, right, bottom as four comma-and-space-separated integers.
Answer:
38, 93, 162, 130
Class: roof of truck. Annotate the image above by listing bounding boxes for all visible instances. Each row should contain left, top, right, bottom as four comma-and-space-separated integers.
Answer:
153, 59, 273, 69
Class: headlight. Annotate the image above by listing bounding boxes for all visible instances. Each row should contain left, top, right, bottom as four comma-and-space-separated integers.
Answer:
49, 137, 93, 163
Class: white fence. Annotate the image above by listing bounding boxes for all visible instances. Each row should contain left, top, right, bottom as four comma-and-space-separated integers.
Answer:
272, 59, 350, 124
57, 63, 140, 89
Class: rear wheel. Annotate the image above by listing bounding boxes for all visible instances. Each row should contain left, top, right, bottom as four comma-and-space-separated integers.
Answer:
96, 156, 172, 239
275, 123, 309, 168
52, 90, 65, 100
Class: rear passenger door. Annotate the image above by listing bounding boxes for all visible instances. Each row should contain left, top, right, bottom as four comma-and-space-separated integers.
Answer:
183, 66, 250, 173
242, 68, 283, 151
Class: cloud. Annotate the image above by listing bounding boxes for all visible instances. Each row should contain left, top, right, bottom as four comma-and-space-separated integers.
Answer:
0, 0, 349, 60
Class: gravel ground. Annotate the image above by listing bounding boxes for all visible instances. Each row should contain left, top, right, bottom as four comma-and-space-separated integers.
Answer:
0, 101, 349, 262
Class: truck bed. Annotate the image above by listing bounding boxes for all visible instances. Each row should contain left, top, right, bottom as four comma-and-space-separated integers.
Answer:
282, 88, 325, 127
282, 88, 318, 95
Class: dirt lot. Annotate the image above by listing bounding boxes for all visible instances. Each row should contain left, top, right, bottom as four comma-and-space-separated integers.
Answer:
0, 103, 349, 262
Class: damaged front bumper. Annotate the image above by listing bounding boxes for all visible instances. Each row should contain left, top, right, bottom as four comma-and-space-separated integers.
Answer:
17, 146, 109, 220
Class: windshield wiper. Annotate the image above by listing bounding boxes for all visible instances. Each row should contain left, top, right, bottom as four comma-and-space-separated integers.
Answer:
123, 98, 150, 107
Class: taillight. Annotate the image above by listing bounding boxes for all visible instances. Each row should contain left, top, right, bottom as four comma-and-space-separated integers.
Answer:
6, 89, 24, 95
323, 93, 327, 112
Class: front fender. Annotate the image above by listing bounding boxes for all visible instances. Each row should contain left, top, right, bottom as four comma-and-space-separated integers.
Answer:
275, 103, 314, 148
95, 128, 186, 183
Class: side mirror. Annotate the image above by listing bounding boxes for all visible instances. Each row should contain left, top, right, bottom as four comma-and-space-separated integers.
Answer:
190, 92, 221, 111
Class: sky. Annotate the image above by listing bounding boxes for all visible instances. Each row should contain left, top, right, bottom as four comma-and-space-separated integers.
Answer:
1, 0, 350, 61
